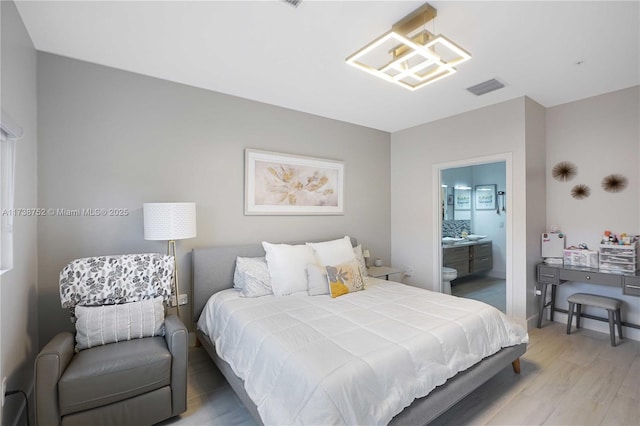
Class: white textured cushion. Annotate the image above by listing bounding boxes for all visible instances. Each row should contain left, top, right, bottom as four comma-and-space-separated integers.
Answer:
263, 242, 317, 296
307, 264, 329, 296
234, 256, 273, 298
306, 236, 355, 266
74, 296, 165, 351
353, 244, 368, 277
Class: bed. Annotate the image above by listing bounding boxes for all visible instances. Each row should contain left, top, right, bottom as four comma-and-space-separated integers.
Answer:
192, 239, 528, 425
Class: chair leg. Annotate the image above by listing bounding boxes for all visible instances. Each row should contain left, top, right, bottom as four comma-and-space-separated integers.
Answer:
576, 304, 582, 329
615, 309, 623, 341
607, 310, 616, 346
567, 302, 575, 335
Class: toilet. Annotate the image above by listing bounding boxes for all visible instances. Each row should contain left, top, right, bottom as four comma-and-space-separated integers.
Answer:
442, 267, 458, 295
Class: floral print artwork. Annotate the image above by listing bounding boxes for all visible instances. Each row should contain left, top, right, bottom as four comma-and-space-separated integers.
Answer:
255, 160, 339, 207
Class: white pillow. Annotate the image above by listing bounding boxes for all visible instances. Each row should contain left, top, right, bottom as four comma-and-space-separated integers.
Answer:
306, 236, 355, 266
307, 263, 329, 296
262, 242, 317, 296
234, 256, 273, 298
74, 296, 165, 351
353, 244, 368, 277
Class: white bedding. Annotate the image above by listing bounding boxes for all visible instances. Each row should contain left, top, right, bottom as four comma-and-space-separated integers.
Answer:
198, 278, 528, 425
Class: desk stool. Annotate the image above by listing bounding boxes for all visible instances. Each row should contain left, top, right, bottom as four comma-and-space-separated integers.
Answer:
566, 293, 623, 346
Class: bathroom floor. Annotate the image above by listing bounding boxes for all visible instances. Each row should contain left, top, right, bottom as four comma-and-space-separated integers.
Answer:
451, 275, 506, 313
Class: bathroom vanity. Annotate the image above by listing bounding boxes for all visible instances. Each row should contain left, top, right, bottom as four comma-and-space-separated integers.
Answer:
443, 240, 493, 278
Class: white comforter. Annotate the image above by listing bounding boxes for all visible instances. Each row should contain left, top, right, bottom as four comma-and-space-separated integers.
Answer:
198, 278, 528, 425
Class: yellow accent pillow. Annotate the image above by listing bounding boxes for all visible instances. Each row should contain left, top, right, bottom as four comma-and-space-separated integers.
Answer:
326, 261, 364, 298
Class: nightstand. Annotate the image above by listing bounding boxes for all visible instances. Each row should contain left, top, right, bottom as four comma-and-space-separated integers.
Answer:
367, 266, 403, 281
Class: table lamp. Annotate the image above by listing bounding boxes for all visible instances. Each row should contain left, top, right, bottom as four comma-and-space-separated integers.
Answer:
143, 202, 197, 317
363, 249, 371, 268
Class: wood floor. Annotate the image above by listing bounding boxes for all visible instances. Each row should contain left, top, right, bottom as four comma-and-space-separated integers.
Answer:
161, 322, 640, 425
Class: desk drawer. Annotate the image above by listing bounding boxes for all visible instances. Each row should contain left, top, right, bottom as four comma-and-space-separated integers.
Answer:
537, 266, 559, 284
558, 269, 622, 287
623, 276, 640, 297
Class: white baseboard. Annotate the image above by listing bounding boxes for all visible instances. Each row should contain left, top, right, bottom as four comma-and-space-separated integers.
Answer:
552, 312, 640, 342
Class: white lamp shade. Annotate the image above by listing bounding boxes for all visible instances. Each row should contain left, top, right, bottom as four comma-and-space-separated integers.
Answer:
143, 202, 197, 241
363, 250, 371, 258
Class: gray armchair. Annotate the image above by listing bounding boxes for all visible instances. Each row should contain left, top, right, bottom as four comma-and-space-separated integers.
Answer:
35, 254, 188, 426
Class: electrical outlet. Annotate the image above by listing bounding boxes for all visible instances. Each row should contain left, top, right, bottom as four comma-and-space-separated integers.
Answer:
178, 294, 188, 306
2, 376, 6, 407
404, 267, 414, 277
535, 288, 542, 296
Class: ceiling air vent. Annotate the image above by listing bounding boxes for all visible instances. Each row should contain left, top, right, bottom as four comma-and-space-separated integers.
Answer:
466, 78, 505, 96
283, 0, 303, 7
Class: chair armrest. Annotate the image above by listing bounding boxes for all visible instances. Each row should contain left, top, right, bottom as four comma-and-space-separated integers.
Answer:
35, 331, 75, 425
164, 315, 188, 416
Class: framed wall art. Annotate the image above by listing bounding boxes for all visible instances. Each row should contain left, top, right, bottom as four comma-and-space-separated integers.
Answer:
474, 184, 497, 210
453, 187, 471, 211
245, 149, 345, 215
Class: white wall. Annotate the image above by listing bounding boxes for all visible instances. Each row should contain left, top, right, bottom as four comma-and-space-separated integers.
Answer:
36, 53, 392, 345
546, 86, 639, 339
0, 1, 38, 424
391, 97, 546, 328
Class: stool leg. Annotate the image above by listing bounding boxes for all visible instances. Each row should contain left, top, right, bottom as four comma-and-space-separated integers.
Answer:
567, 302, 575, 334
576, 304, 582, 329
615, 308, 623, 341
607, 310, 616, 347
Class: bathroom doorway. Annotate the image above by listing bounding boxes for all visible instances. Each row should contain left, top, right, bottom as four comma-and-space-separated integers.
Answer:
433, 154, 512, 315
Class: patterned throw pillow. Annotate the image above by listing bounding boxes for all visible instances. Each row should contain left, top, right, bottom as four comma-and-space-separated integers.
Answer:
326, 261, 364, 298
352, 244, 368, 277
233, 256, 273, 298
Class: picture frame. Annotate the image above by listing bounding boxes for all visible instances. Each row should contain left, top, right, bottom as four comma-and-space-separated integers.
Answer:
245, 149, 345, 215
447, 194, 454, 205
453, 188, 471, 211
475, 184, 497, 210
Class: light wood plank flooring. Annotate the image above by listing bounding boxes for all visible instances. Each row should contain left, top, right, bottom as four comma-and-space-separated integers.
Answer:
161, 322, 639, 425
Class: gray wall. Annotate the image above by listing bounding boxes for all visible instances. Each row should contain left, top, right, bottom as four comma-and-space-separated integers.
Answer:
37, 53, 391, 344
545, 86, 639, 339
1, 1, 39, 424
391, 97, 546, 329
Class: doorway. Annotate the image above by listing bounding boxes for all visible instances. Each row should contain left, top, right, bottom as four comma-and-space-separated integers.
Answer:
433, 154, 513, 315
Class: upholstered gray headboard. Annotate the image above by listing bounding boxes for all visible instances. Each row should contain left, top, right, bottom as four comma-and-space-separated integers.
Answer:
192, 237, 357, 324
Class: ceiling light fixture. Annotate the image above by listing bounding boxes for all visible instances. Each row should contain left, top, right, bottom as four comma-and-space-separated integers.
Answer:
346, 3, 470, 91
